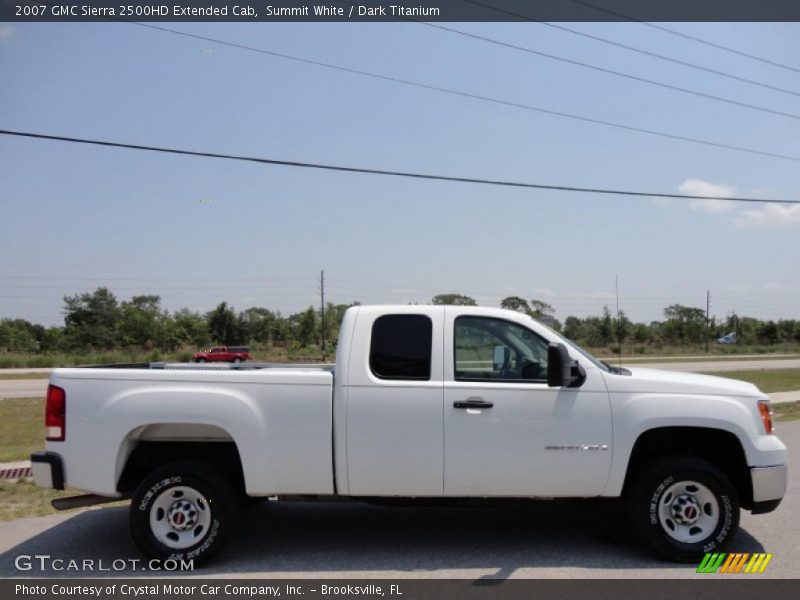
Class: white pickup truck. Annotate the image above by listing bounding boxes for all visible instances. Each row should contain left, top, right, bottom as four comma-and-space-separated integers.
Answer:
32, 305, 787, 564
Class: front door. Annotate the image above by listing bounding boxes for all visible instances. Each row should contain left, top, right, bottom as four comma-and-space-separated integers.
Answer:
443, 311, 613, 496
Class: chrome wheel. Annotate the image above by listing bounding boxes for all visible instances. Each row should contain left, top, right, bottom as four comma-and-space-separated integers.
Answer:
149, 485, 212, 549
657, 480, 719, 544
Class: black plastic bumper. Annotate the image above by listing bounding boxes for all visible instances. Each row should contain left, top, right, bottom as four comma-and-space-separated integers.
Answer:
30, 451, 64, 490
751, 498, 782, 515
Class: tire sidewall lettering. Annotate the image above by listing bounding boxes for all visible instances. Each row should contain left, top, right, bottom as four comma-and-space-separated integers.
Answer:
649, 475, 674, 525
137, 475, 182, 512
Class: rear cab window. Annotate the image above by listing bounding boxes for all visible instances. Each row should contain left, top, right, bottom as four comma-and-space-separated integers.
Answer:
369, 315, 433, 380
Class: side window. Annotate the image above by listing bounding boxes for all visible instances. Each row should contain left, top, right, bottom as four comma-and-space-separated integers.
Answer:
370, 315, 433, 380
454, 316, 549, 382
210, 347, 222, 353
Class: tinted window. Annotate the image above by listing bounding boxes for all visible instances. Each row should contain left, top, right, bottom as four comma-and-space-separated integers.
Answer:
454, 316, 549, 382
370, 315, 433, 380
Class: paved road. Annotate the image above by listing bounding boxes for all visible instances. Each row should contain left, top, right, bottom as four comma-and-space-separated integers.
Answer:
0, 422, 796, 579
628, 359, 800, 372
0, 379, 47, 399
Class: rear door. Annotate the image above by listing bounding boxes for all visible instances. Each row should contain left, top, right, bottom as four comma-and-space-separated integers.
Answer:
343, 306, 445, 496
443, 309, 613, 496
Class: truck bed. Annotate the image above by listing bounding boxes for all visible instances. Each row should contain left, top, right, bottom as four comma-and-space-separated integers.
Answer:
47, 362, 336, 497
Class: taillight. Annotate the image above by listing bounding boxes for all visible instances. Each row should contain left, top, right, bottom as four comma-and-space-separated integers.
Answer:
758, 399, 773, 435
46, 384, 66, 441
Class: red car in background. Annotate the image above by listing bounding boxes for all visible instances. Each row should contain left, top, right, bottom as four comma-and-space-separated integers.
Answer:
192, 346, 251, 363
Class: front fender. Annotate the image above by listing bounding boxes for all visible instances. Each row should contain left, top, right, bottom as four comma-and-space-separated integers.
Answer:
603, 392, 779, 496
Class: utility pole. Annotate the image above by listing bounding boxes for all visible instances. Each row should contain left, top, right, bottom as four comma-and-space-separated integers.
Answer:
615, 274, 622, 367
706, 291, 711, 353
320, 270, 326, 362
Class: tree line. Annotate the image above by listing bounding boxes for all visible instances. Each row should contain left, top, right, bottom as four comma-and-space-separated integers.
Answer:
1, 288, 798, 354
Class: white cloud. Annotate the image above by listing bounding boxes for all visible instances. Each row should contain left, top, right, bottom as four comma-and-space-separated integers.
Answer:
734, 203, 800, 228
0, 25, 14, 41
762, 282, 793, 291
558, 291, 616, 301
678, 178, 737, 213
530, 287, 554, 298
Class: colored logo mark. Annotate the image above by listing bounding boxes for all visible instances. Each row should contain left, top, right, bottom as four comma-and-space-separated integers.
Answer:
697, 553, 773, 574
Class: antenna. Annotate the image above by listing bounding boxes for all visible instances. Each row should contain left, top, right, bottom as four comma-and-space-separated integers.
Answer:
320, 270, 326, 362
706, 290, 711, 353
615, 274, 622, 368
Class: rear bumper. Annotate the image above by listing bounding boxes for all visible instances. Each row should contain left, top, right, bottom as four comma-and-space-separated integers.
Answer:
750, 464, 787, 514
30, 451, 64, 490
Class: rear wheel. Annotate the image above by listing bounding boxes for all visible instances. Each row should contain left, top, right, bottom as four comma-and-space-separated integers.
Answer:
232, 357, 242, 364
628, 457, 739, 562
130, 461, 238, 563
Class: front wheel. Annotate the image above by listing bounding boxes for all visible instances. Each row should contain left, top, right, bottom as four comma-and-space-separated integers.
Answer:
232, 357, 242, 364
628, 457, 739, 562
130, 461, 238, 563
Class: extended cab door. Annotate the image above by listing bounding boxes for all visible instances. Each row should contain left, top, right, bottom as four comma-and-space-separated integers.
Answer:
443, 308, 613, 496
342, 306, 445, 496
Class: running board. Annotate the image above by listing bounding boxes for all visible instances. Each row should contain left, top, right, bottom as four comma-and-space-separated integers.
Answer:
51, 494, 125, 511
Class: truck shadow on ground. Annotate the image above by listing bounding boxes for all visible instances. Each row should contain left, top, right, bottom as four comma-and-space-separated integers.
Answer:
0, 499, 765, 578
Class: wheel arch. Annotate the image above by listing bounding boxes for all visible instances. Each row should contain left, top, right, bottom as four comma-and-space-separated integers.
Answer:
621, 426, 753, 509
116, 431, 245, 496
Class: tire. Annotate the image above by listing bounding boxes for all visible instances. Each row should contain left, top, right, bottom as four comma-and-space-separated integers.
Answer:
232, 357, 242, 364
628, 456, 739, 562
130, 461, 239, 564
195, 358, 207, 363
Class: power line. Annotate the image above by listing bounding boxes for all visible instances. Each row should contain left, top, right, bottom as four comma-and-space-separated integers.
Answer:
0, 284, 319, 291
0, 274, 316, 282
423, 22, 800, 121
2, 128, 797, 204
568, 0, 800, 75
462, 0, 800, 98
122, 22, 800, 164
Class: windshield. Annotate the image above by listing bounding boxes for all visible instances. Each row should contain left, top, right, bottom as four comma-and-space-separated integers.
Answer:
528, 316, 611, 373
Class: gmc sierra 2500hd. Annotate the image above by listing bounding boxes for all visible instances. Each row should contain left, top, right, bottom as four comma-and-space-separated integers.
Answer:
31, 305, 787, 563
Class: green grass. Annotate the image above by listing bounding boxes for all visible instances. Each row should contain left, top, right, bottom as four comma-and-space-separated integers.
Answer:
0, 350, 180, 369
0, 372, 51, 380
773, 400, 800, 422
700, 368, 800, 393
0, 397, 44, 462
0, 478, 81, 521
0, 346, 330, 369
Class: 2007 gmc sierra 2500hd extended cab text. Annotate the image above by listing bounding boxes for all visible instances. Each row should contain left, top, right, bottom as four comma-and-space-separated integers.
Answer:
31, 305, 787, 564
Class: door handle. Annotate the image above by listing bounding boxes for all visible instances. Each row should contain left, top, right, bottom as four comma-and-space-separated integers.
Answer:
453, 397, 494, 409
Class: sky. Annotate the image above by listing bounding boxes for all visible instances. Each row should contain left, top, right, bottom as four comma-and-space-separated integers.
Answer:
1, 20, 799, 325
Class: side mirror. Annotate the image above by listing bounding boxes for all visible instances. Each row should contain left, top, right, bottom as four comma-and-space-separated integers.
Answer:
493, 345, 510, 371
547, 343, 586, 388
